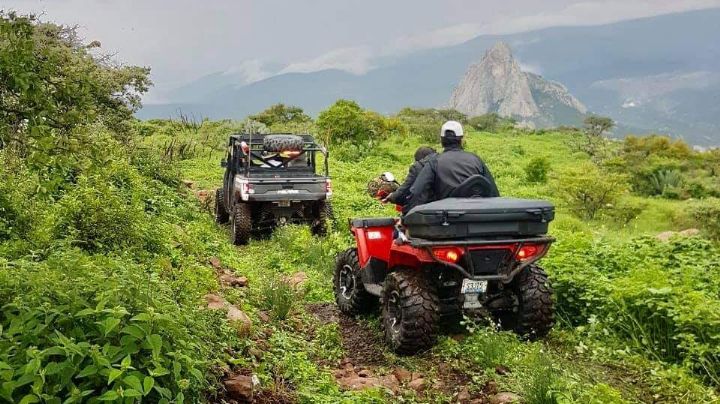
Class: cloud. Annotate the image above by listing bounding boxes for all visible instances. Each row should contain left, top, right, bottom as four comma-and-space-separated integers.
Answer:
387, 23, 483, 54
272, 0, 720, 77
222, 59, 272, 85
480, 0, 720, 34
279, 46, 374, 75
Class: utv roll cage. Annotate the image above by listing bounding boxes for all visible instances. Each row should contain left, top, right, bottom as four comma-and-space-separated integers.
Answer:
224, 133, 329, 176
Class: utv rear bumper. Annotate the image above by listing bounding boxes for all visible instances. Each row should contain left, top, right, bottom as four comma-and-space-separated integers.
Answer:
247, 193, 328, 202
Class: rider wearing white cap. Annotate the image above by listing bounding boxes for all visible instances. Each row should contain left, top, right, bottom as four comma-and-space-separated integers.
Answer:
407, 121, 497, 209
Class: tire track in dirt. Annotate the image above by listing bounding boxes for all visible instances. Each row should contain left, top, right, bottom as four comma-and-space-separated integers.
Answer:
306, 302, 489, 402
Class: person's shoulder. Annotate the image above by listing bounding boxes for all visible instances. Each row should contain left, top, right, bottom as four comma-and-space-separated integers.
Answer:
420, 153, 438, 164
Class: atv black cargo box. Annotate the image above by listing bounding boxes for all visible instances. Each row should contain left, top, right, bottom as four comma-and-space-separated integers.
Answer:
403, 197, 554, 240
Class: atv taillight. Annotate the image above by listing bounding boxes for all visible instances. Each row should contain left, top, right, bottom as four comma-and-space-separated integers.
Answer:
515, 244, 545, 261
432, 247, 463, 264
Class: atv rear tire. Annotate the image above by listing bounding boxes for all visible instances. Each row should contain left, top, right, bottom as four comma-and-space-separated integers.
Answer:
311, 200, 334, 236
333, 248, 378, 314
214, 188, 229, 224
263, 135, 304, 152
230, 203, 252, 246
381, 269, 439, 354
496, 265, 554, 340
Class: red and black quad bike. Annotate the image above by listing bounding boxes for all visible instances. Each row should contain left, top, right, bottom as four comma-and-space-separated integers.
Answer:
333, 176, 556, 354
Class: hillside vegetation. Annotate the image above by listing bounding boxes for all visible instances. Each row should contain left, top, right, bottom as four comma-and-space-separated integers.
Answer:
2, 13, 720, 403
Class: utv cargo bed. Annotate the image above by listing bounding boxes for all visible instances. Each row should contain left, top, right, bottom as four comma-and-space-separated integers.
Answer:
403, 197, 554, 239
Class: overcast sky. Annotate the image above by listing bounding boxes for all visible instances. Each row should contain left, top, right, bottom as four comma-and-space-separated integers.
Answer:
3, 0, 719, 100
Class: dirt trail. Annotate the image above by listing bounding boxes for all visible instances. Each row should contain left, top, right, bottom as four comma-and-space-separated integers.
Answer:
306, 303, 488, 403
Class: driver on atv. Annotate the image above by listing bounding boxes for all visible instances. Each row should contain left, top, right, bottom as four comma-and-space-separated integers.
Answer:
383, 146, 437, 214
406, 121, 497, 211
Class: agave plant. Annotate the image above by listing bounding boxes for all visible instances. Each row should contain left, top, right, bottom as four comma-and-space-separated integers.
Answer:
649, 169, 684, 195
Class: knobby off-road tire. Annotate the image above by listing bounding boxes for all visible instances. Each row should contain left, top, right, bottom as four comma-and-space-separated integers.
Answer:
214, 188, 229, 224
333, 248, 378, 315
263, 135, 304, 152
311, 200, 334, 236
230, 203, 252, 246
381, 269, 440, 355
497, 265, 554, 340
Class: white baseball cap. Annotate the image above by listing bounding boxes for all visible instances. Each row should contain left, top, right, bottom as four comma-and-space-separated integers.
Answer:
441, 120, 464, 137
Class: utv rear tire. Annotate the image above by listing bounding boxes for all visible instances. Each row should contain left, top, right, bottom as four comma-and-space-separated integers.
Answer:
230, 203, 252, 246
333, 248, 377, 315
497, 265, 554, 340
263, 135, 304, 152
311, 200, 334, 236
381, 269, 440, 355
214, 188, 229, 224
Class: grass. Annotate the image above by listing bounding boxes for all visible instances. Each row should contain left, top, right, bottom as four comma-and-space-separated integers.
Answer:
152, 123, 720, 402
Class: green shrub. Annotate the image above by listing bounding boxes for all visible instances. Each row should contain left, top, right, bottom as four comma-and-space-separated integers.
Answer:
552, 163, 629, 220
467, 113, 515, 133
687, 198, 720, 240
249, 103, 311, 127
316, 100, 377, 147
604, 198, 648, 227
525, 157, 551, 183
260, 277, 296, 320
649, 169, 684, 197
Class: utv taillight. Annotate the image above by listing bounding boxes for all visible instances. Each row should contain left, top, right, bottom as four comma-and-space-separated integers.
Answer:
239, 181, 254, 201
325, 179, 333, 197
432, 247, 463, 264
515, 244, 545, 261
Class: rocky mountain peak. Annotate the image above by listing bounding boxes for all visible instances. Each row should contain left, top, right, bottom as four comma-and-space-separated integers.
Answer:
448, 42, 587, 128
484, 42, 513, 63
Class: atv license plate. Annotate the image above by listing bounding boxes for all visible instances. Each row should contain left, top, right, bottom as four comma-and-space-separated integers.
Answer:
461, 279, 487, 294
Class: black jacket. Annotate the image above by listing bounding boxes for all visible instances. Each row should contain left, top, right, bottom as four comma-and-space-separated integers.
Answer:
387, 153, 436, 205
408, 146, 497, 209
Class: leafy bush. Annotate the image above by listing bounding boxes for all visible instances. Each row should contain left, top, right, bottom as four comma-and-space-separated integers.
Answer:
547, 236, 720, 383
260, 277, 296, 320
249, 103, 311, 127
687, 198, 720, 240
394, 108, 466, 142
603, 198, 648, 227
467, 113, 516, 133
552, 163, 629, 220
317, 100, 407, 157
524, 157, 551, 183
649, 169, 684, 197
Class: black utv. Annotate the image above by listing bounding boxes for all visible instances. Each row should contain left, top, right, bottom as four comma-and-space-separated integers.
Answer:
215, 133, 333, 245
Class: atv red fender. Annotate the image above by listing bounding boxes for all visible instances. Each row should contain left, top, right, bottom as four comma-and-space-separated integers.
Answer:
338, 198, 557, 354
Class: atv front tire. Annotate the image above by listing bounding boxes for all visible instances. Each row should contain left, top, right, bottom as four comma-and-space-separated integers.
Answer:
230, 203, 252, 245
334, 248, 377, 314
214, 188, 229, 224
311, 200, 334, 236
263, 135, 304, 152
496, 265, 554, 340
381, 269, 439, 354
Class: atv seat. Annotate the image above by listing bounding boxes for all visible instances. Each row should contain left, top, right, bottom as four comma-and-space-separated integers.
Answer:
449, 175, 500, 198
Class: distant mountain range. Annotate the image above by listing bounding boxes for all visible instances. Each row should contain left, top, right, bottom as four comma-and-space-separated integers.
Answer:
139, 9, 720, 146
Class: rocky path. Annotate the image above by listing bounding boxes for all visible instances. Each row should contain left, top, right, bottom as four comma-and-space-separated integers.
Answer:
306, 303, 510, 403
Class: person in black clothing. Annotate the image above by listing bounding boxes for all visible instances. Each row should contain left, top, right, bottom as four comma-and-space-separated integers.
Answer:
383, 146, 437, 211
407, 121, 497, 210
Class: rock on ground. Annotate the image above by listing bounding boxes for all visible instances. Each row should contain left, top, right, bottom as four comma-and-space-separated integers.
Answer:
223, 374, 254, 403
490, 392, 522, 404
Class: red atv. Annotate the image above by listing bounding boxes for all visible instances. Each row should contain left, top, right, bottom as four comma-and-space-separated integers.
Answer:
333, 175, 555, 354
